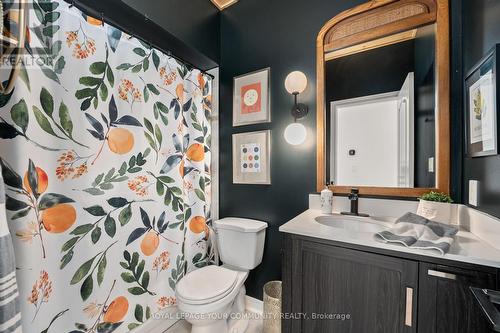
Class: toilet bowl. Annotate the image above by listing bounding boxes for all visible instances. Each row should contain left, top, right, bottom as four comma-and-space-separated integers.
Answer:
175, 218, 267, 333
176, 265, 249, 333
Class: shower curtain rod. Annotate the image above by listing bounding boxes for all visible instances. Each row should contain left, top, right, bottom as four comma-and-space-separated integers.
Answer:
64, 0, 215, 79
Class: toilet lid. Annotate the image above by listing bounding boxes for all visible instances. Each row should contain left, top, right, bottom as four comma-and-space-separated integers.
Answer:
176, 265, 239, 304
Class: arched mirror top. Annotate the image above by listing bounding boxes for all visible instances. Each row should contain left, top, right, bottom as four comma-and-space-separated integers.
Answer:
322, 0, 437, 52
316, 0, 450, 197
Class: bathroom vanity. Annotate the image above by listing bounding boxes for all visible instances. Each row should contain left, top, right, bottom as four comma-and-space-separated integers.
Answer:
280, 210, 500, 333
289, 0, 500, 331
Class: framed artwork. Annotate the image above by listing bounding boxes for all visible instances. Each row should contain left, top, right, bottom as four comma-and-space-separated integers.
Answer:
465, 44, 499, 157
233, 68, 271, 126
232, 130, 271, 184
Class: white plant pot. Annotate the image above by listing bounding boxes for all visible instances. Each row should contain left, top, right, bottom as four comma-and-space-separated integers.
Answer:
416, 199, 452, 224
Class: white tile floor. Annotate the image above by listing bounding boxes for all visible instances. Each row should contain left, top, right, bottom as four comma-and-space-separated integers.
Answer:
164, 312, 263, 333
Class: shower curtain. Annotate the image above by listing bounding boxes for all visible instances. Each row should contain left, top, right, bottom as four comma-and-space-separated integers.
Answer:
0, 1, 212, 332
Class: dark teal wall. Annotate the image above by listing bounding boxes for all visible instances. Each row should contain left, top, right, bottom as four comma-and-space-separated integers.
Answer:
122, 0, 220, 64
91, 0, 500, 299
462, 0, 500, 218
74, 0, 219, 70
219, 0, 367, 299
217, 0, 469, 300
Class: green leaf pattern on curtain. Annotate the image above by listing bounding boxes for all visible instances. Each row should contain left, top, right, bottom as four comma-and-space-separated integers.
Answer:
0, 1, 212, 332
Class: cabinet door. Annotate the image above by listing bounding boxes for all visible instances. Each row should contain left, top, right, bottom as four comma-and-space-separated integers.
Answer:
284, 238, 418, 333
418, 263, 497, 333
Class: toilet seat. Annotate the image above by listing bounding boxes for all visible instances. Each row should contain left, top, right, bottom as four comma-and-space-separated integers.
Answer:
176, 265, 239, 305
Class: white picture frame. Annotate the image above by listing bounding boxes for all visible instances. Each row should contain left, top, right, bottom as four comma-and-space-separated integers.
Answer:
232, 130, 271, 184
233, 68, 271, 126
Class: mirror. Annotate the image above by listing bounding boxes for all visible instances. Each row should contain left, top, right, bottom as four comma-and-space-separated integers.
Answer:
327, 24, 436, 188
316, 0, 450, 197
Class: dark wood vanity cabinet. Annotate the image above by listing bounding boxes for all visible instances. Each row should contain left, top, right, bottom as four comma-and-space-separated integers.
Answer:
282, 234, 499, 333
282, 235, 419, 333
418, 263, 497, 333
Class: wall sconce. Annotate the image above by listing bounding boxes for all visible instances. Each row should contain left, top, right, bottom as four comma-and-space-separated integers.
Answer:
284, 71, 308, 145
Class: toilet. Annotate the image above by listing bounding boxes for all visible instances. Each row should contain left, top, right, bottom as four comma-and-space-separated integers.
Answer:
175, 217, 268, 333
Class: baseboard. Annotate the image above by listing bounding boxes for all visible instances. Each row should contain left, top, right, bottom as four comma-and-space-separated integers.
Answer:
245, 295, 263, 315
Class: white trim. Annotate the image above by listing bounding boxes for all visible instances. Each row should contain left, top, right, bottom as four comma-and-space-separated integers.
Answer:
245, 295, 263, 315
208, 68, 219, 221
397, 72, 415, 188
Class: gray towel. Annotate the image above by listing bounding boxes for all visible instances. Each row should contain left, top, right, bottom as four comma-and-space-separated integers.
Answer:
0, 168, 22, 333
375, 212, 459, 255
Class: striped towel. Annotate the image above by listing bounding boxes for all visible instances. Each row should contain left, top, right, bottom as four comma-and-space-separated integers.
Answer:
375, 212, 459, 255
0, 169, 22, 333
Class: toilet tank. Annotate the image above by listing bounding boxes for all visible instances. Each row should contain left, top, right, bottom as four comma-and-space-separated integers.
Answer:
214, 218, 267, 270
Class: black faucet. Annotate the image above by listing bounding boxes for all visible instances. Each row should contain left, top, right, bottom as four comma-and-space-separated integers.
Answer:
341, 188, 369, 217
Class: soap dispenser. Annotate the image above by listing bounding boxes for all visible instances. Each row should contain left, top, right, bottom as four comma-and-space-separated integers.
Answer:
320, 182, 334, 214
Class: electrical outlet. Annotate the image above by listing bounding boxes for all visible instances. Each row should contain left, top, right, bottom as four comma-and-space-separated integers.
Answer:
428, 157, 434, 173
469, 180, 478, 206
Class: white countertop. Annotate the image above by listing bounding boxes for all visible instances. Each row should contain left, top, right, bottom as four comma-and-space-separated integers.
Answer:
279, 209, 500, 269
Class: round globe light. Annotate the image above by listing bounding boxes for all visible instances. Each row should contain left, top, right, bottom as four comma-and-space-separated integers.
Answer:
284, 71, 308, 94
284, 123, 307, 146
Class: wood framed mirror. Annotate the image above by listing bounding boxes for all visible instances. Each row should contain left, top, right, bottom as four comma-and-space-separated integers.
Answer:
316, 0, 450, 197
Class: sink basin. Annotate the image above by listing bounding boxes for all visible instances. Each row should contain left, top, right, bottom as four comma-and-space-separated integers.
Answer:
315, 215, 390, 233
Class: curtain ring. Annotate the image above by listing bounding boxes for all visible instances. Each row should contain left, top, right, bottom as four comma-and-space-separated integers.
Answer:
100, 12, 104, 26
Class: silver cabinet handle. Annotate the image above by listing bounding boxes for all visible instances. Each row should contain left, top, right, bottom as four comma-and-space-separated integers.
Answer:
428, 269, 457, 280
405, 287, 413, 327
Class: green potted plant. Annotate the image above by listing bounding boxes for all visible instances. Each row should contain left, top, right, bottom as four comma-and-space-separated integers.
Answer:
417, 191, 454, 224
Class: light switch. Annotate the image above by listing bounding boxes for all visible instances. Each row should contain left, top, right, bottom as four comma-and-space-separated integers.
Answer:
469, 180, 479, 206
428, 157, 434, 173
